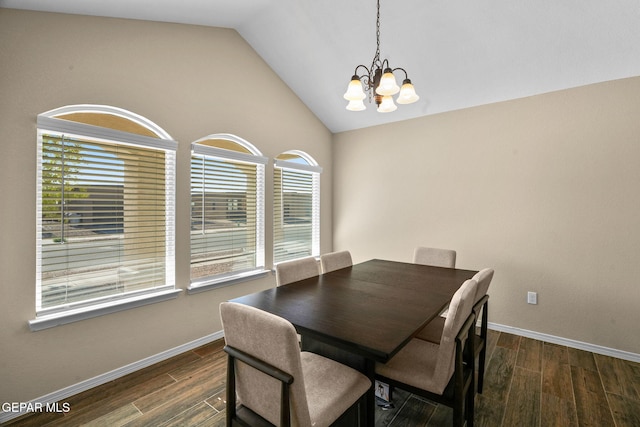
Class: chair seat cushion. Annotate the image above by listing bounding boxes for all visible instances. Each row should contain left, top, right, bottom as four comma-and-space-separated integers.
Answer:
301, 351, 371, 427
376, 338, 451, 395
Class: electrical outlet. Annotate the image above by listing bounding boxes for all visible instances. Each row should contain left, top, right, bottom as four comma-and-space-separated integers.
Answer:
527, 291, 537, 305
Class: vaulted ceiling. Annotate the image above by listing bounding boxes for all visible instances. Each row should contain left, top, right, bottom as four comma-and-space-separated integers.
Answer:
2, 0, 639, 133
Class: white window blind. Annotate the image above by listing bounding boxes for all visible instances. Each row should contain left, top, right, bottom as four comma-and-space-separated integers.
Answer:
36, 129, 176, 315
190, 144, 266, 285
274, 159, 321, 264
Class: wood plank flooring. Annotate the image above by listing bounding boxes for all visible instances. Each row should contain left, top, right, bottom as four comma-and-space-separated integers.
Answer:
4, 330, 640, 426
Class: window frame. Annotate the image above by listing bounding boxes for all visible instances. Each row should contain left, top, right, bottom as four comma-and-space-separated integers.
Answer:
31, 105, 180, 331
188, 134, 269, 294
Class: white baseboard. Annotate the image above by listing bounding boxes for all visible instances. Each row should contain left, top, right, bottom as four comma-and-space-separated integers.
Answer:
0, 331, 224, 424
488, 322, 640, 363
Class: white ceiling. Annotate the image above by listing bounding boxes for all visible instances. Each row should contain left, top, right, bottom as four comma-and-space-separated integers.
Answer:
2, 0, 639, 133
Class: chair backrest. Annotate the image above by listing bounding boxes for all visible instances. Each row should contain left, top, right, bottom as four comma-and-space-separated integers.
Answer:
432, 278, 478, 393
473, 268, 494, 304
413, 246, 457, 268
320, 250, 353, 273
220, 302, 312, 426
275, 256, 320, 286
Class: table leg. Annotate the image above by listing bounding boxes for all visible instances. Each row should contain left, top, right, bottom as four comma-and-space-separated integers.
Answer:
363, 358, 376, 427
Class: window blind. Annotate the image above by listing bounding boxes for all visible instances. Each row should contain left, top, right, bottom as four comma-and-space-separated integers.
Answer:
274, 165, 320, 263
36, 132, 176, 314
190, 151, 265, 283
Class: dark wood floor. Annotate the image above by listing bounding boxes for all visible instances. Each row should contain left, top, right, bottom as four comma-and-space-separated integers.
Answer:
5, 330, 640, 426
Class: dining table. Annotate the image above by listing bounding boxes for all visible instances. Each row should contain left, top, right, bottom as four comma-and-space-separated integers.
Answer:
230, 258, 478, 426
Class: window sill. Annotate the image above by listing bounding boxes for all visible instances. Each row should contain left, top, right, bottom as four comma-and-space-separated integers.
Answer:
187, 269, 270, 294
28, 289, 182, 331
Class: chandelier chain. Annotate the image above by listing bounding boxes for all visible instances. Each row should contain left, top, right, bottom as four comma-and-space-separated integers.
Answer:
371, 0, 382, 79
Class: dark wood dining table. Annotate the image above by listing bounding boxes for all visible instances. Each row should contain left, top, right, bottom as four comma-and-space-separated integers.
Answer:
230, 258, 478, 426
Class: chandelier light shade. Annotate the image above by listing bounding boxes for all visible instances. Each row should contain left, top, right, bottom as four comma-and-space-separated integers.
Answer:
346, 99, 367, 111
397, 79, 420, 104
378, 95, 398, 113
343, 0, 419, 112
344, 75, 367, 100
376, 69, 400, 96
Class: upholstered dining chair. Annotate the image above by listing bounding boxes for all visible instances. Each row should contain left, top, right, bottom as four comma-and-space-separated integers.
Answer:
415, 268, 495, 393
320, 250, 353, 273
413, 246, 457, 319
220, 302, 371, 427
375, 278, 478, 427
413, 246, 457, 268
275, 256, 319, 286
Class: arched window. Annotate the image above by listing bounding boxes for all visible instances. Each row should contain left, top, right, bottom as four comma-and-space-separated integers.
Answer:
273, 151, 322, 264
32, 105, 179, 330
189, 134, 268, 291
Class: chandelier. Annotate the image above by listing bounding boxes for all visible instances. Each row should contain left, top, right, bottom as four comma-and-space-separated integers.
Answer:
343, 0, 420, 112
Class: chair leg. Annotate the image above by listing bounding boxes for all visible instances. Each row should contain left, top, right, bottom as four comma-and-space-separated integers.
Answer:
453, 387, 464, 427
466, 380, 475, 427
453, 404, 463, 427
477, 345, 486, 393
226, 354, 237, 426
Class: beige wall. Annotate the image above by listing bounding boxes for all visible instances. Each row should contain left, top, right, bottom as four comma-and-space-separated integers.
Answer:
0, 9, 332, 403
333, 76, 640, 355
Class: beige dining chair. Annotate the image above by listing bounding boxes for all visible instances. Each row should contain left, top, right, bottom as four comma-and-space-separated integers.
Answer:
413, 246, 457, 268
375, 278, 478, 427
275, 256, 320, 286
220, 302, 371, 427
415, 268, 494, 393
320, 250, 353, 273
413, 246, 457, 319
